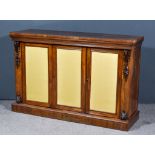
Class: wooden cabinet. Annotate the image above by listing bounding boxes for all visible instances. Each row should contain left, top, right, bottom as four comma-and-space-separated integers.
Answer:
10, 29, 144, 131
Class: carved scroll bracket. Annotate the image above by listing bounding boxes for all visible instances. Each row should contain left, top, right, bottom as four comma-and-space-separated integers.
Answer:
14, 41, 20, 67
123, 50, 131, 80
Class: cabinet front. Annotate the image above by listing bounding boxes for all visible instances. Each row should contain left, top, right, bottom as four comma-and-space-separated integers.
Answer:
23, 44, 50, 107
86, 49, 122, 117
22, 43, 122, 116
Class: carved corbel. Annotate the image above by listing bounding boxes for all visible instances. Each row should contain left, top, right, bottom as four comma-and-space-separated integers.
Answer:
123, 50, 131, 80
14, 41, 20, 67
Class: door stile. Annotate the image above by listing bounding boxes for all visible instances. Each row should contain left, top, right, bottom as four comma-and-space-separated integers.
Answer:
51, 46, 57, 108
81, 47, 87, 113
85, 48, 91, 114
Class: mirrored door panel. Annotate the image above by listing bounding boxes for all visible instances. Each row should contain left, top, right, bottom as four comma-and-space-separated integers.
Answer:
90, 51, 118, 114
57, 48, 81, 108
25, 46, 49, 104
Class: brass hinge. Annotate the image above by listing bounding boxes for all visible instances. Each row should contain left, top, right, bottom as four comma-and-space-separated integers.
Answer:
16, 95, 22, 104
14, 41, 20, 67
123, 50, 131, 80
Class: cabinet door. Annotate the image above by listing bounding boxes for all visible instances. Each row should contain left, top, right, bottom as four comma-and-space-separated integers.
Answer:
52, 46, 86, 112
23, 44, 50, 107
86, 49, 122, 117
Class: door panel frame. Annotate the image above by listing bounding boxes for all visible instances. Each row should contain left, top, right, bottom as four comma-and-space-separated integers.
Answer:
85, 48, 123, 118
20, 43, 123, 118
22, 43, 51, 107
52, 45, 87, 113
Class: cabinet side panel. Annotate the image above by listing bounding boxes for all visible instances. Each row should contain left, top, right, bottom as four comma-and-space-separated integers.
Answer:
25, 46, 48, 103
120, 46, 141, 118
129, 46, 141, 116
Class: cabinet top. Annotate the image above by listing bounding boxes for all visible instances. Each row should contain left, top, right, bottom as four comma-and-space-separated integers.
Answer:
10, 29, 144, 49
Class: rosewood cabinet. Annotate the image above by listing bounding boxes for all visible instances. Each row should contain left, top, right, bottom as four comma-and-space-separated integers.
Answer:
9, 29, 144, 131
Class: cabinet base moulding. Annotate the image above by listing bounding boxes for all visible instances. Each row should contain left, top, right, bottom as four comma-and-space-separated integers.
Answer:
12, 103, 139, 131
